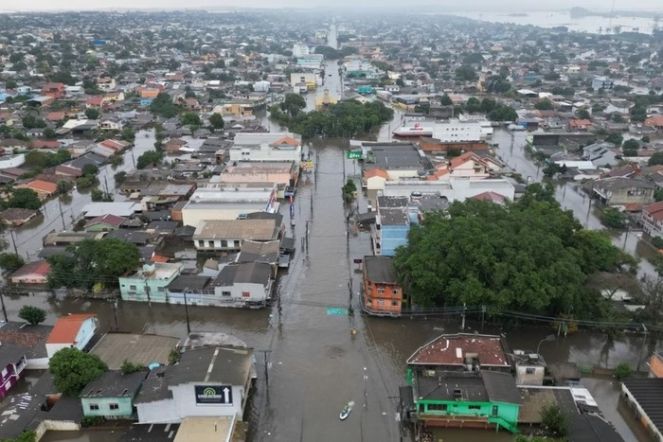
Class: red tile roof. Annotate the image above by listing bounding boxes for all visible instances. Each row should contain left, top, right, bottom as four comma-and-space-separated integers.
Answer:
11, 260, 51, 279
47, 314, 96, 344
644, 202, 663, 222
85, 214, 127, 228
407, 333, 510, 367
271, 135, 300, 147
472, 191, 507, 204
363, 167, 389, 179
20, 179, 57, 194
645, 116, 663, 128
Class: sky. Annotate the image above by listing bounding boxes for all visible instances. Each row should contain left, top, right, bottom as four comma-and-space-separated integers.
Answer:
3, 0, 663, 13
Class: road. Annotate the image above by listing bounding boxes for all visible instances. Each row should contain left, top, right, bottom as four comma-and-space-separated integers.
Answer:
5, 129, 156, 260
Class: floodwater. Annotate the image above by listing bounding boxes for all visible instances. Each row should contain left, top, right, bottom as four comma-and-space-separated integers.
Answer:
4, 129, 157, 260
453, 10, 659, 35
494, 129, 658, 280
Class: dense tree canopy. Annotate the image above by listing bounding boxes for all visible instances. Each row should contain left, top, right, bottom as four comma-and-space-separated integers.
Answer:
149, 92, 180, 118
394, 185, 631, 318
47, 238, 140, 289
271, 99, 393, 139
137, 150, 163, 169
8, 188, 41, 210
18, 305, 46, 325
49, 348, 107, 396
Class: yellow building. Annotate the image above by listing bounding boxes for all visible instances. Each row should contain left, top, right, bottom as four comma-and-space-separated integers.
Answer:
315, 89, 338, 109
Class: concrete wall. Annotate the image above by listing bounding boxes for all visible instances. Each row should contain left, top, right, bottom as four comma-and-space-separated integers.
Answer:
213, 281, 270, 304
81, 396, 134, 419
46, 317, 98, 358
182, 208, 257, 229
120, 273, 180, 303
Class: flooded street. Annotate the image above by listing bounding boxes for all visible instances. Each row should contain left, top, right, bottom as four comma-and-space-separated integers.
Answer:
4, 129, 157, 259
494, 129, 658, 279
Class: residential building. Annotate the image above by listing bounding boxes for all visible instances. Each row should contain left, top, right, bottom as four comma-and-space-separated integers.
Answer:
213, 102, 255, 120
84, 214, 127, 232
229, 133, 302, 163
193, 218, 281, 252
210, 262, 273, 308
80, 370, 146, 419
404, 333, 519, 433
373, 196, 411, 256
217, 161, 298, 198
592, 76, 614, 92
135, 346, 255, 424
642, 202, 663, 238
512, 350, 546, 386
582, 142, 620, 167
362, 255, 405, 316
9, 260, 51, 285
0, 208, 38, 227
593, 177, 656, 207
82, 202, 141, 218
649, 353, 663, 378
119, 263, 183, 303
622, 378, 663, 442
16, 179, 57, 200
90, 333, 180, 370
0, 343, 27, 400
46, 314, 98, 358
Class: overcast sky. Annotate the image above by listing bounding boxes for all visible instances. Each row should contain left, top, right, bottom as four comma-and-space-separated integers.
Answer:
3, 0, 662, 13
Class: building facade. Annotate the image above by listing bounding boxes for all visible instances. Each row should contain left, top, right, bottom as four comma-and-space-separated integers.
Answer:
119, 263, 183, 303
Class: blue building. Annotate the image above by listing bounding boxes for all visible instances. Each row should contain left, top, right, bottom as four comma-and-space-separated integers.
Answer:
373, 196, 412, 256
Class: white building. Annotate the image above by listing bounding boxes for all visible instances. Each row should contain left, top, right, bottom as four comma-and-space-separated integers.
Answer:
193, 219, 280, 252
292, 43, 310, 58
431, 120, 484, 143
181, 185, 278, 229
46, 314, 98, 359
382, 177, 516, 203
0, 154, 25, 170
229, 133, 302, 163
211, 262, 273, 307
135, 346, 255, 424
253, 81, 270, 93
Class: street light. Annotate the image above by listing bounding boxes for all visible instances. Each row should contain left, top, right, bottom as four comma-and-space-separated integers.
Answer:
536, 334, 556, 355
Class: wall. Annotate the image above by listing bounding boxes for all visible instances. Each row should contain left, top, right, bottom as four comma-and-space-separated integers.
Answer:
120, 272, 180, 303
182, 207, 259, 229
417, 399, 519, 431
213, 281, 269, 305
194, 238, 242, 252
515, 365, 545, 385
228, 145, 301, 163
363, 273, 403, 316
75, 318, 98, 351
649, 355, 663, 378
81, 396, 134, 418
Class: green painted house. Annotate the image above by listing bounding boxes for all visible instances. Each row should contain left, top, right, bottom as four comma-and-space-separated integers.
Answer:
119, 263, 182, 303
410, 370, 520, 433
404, 333, 521, 433
80, 370, 146, 419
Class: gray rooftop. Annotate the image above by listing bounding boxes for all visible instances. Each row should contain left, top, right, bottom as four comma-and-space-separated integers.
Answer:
380, 208, 408, 225
80, 370, 146, 398
213, 262, 272, 286
135, 346, 253, 404
364, 256, 398, 284
90, 333, 180, 370
371, 144, 430, 171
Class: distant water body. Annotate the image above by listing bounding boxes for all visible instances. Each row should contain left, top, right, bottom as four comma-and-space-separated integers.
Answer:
453, 10, 658, 35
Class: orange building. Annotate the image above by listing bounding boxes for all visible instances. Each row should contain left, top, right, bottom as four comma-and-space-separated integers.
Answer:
649, 353, 663, 378
362, 255, 404, 317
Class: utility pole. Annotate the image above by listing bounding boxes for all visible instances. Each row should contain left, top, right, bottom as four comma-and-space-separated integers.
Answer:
57, 198, 66, 230
9, 230, 19, 257
144, 282, 151, 306
461, 302, 466, 330
112, 299, 119, 331
0, 286, 8, 322
103, 175, 110, 197
481, 305, 486, 331
183, 288, 191, 335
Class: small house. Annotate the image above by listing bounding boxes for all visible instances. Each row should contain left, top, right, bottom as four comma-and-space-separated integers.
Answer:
46, 313, 98, 358
362, 255, 405, 316
210, 262, 273, 308
80, 370, 147, 419
10, 260, 51, 285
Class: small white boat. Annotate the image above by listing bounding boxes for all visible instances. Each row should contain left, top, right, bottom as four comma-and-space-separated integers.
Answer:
339, 401, 355, 420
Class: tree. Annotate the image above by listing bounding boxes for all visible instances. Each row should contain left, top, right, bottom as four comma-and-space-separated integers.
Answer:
541, 404, 567, 438
0, 253, 24, 272
43, 128, 57, 139
56, 180, 73, 194
575, 109, 591, 120
18, 305, 46, 325
535, 99, 554, 110
85, 108, 100, 120
622, 139, 640, 157
393, 187, 629, 316
614, 362, 633, 380
137, 150, 163, 169
49, 348, 107, 396
114, 171, 127, 185
465, 97, 482, 113
120, 127, 135, 142
21, 114, 46, 129
8, 189, 41, 210
488, 104, 517, 122
180, 112, 201, 128
209, 112, 225, 132
120, 360, 145, 375
606, 133, 624, 146
455, 64, 477, 82
649, 151, 663, 166
440, 94, 453, 106
82, 163, 98, 177
281, 93, 307, 117
4, 431, 37, 442
601, 207, 627, 229
485, 75, 511, 93
149, 92, 180, 118
342, 179, 357, 203
91, 188, 113, 202
47, 238, 141, 289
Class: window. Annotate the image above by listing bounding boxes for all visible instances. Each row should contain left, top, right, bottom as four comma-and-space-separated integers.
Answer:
158, 287, 165, 292
468, 405, 481, 410
198, 240, 205, 247
222, 291, 231, 297
242, 291, 251, 298
428, 403, 447, 411
109, 403, 119, 410
208, 240, 214, 248
525, 367, 536, 374
129, 285, 136, 291
392, 301, 399, 306
89, 404, 99, 410
221, 240, 228, 248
